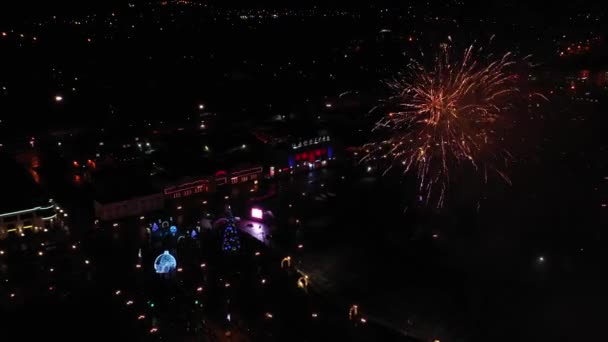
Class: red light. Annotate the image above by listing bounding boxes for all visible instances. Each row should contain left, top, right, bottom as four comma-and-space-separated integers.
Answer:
316, 149, 322, 156
295, 154, 300, 161
73, 161, 79, 167
301, 152, 307, 159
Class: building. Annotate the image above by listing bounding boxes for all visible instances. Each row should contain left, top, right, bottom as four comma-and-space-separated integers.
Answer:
0, 154, 63, 239
162, 165, 263, 200
94, 193, 165, 221
266, 135, 335, 177
93, 169, 164, 221
0, 201, 61, 239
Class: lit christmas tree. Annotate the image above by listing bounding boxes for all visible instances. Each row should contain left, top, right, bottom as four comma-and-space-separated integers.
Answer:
222, 225, 241, 253
221, 207, 241, 253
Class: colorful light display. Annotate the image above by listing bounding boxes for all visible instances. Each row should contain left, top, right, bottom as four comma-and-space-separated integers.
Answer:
222, 225, 241, 253
154, 250, 177, 274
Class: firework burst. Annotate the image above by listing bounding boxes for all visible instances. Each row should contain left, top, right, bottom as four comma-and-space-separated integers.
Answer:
363, 42, 534, 207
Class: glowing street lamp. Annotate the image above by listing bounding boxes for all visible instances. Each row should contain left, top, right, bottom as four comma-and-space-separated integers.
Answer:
54, 95, 63, 102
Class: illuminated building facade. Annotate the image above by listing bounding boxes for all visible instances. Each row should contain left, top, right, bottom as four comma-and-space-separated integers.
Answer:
0, 201, 62, 239
268, 136, 334, 175
163, 165, 263, 199
216, 166, 263, 186
0, 155, 63, 239
164, 178, 214, 199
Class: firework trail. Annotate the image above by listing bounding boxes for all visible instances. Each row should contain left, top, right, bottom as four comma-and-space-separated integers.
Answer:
362, 42, 536, 207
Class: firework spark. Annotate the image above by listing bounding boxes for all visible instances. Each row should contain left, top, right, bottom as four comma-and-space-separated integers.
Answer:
363, 42, 532, 207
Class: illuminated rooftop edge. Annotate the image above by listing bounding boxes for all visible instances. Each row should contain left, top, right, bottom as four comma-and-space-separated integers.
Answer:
0, 204, 55, 218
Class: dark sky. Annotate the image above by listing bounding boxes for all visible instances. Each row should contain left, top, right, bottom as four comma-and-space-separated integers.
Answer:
0, 0, 604, 24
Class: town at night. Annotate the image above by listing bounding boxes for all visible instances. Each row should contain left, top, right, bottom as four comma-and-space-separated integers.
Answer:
0, 1, 606, 341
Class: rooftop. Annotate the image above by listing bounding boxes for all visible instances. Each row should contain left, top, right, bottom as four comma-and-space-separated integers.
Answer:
93, 167, 161, 204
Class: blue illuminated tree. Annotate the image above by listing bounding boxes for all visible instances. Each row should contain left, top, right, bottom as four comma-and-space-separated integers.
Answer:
221, 208, 241, 253
222, 225, 241, 253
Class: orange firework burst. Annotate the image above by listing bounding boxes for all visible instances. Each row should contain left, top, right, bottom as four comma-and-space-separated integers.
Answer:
363, 42, 533, 207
